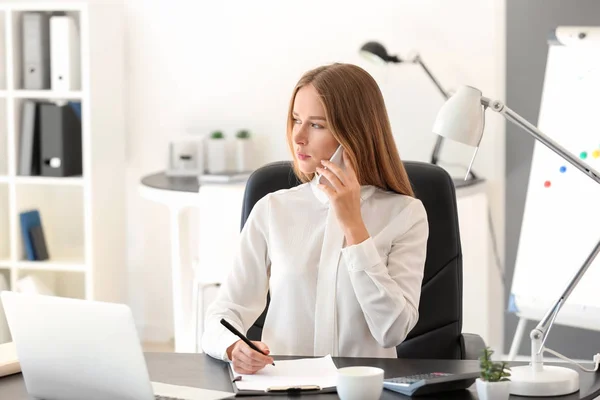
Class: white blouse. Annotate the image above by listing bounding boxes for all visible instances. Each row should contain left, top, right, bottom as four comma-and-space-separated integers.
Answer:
201, 176, 429, 361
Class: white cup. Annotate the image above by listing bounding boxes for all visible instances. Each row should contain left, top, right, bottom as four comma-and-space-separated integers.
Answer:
336, 366, 384, 400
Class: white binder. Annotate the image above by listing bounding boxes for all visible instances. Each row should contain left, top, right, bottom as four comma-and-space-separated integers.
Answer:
50, 15, 81, 91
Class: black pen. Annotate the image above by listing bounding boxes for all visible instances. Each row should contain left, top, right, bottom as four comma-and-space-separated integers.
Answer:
220, 318, 275, 366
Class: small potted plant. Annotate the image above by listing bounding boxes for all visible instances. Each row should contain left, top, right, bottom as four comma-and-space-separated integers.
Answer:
476, 347, 511, 400
206, 130, 227, 174
235, 129, 252, 172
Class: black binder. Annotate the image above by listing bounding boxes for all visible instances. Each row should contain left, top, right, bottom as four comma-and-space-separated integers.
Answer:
18, 100, 42, 176
40, 102, 82, 177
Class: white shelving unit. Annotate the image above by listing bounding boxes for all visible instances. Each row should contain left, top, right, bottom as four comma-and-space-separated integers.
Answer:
0, 2, 126, 342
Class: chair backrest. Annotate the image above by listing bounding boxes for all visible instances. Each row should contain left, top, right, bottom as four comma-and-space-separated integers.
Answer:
241, 161, 464, 359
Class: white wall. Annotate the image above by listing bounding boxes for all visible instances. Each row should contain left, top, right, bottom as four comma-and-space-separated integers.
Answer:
122, 0, 506, 342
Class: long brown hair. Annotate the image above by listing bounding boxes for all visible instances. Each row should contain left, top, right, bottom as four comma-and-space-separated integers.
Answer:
287, 63, 414, 196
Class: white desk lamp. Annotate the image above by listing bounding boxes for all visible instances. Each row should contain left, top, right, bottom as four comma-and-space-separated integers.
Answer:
432, 85, 600, 397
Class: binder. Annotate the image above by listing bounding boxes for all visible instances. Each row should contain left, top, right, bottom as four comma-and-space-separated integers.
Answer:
50, 15, 81, 91
18, 100, 41, 176
40, 102, 82, 177
22, 12, 51, 90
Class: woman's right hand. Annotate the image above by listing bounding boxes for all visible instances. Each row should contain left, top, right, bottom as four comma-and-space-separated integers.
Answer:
227, 339, 274, 374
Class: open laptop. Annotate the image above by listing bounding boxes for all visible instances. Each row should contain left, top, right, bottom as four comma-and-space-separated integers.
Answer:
0, 291, 233, 400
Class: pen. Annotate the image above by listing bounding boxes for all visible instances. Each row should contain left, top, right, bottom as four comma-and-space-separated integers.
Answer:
220, 318, 275, 366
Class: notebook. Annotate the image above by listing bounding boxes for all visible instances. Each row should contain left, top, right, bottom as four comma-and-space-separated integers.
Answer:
228, 355, 338, 396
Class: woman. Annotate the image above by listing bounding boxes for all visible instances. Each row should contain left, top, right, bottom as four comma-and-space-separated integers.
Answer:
202, 63, 429, 374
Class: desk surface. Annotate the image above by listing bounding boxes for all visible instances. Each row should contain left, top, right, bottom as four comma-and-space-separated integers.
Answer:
141, 170, 484, 193
141, 171, 201, 193
2, 353, 599, 399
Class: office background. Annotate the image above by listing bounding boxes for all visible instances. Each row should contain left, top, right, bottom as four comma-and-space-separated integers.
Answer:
505, 0, 600, 360
123, 0, 506, 344
4, 0, 600, 360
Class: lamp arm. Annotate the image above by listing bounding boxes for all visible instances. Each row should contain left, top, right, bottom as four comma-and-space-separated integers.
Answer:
411, 55, 451, 165
483, 97, 600, 185
534, 239, 600, 353
485, 96, 600, 367
412, 55, 450, 100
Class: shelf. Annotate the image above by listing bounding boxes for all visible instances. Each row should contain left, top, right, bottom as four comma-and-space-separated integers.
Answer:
14, 268, 85, 300
0, 98, 5, 176
0, 3, 85, 12
15, 185, 85, 268
0, 10, 4, 92
0, 1, 126, 306
15, 176, 84, 186
11, 90, 83, 100
0, 176, 84, 185
0, 185, 8, 262
15, 256, 86, 272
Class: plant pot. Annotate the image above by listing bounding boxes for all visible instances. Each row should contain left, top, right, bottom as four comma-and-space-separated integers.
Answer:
235, 138, 252, 172
476, 378, 510, 400
206, 139, 227, 174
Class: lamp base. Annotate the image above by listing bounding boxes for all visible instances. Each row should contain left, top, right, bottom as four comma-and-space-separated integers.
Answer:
509, 365, 579, 396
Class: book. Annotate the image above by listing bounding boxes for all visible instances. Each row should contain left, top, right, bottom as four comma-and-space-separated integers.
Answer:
30, 225, 49, 261
19, 210, 49, 261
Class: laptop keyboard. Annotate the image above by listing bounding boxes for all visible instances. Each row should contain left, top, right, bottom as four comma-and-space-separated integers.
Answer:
155, 396, 185, 400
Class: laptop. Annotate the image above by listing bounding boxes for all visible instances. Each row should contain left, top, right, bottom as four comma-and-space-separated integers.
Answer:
0, 291, 233, 400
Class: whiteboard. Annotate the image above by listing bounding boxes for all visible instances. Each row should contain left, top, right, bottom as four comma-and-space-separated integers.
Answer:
510, 26, 600, 332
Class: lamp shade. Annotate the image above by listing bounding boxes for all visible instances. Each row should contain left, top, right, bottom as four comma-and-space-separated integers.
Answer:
359, 41, 400, 63
432, 85, 484, 147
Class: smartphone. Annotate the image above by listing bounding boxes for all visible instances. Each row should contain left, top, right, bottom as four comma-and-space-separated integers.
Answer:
317, 145, 344, 187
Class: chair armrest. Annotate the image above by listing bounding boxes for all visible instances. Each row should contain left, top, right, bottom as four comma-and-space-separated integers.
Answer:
460, 333, 486, 360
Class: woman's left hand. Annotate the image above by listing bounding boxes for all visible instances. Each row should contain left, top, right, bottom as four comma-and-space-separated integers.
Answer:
316, 151, 370, 246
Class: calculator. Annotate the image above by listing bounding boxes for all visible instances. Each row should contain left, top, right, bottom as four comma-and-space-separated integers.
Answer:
383, 371, 479, 396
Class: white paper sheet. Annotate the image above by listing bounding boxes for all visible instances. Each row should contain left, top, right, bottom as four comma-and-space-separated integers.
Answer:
230, 355, 338, 392
152, 382, 235, 400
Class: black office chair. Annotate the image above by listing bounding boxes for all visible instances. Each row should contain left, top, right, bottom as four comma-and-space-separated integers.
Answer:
240, 161, 485, 360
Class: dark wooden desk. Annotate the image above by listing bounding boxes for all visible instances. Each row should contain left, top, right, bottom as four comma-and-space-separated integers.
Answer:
1, 353, 600, 399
